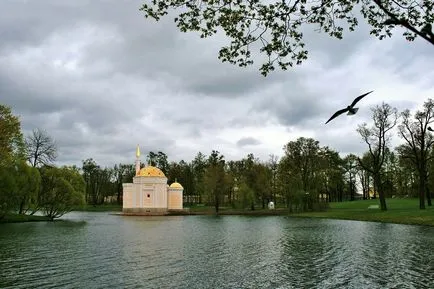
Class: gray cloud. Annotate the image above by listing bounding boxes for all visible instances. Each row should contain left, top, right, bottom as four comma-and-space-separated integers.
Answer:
236, 137, 261, 147
0, 0, 433, 168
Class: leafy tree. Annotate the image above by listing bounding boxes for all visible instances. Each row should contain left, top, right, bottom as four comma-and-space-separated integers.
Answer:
192, 151, 207, 203
358, 151, 373, 199
0, 104, 25, 166
204, 150, 226, 213
237, 180, 255, 209
39, 166, 85, 220
282, 137, 321, 194
357, 102, 398, 211
253, 162, 272, 209
15, 161, 41, 214
113, 163, 135, 205
140, 0, 434, 76
146, 151, 158, 166
0, 104, 26, 218
82, 158, 113, 205
398, 99, 434, 208
25, 128, 57, 167
343, 154, 359, 201
0, 164, 18, 219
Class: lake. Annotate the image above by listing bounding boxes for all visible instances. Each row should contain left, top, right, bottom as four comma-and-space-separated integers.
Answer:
1, 212, 433, 288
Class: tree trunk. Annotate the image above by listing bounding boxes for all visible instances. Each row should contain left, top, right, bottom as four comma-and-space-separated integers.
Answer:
375, 174, 387, 211
19, 200, 25, 214
214, 190, 219, 214
419, 173, 426, 209
425, 174, 432, 206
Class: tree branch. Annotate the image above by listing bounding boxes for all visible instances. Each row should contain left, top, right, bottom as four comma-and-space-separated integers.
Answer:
373, 0, 434, 46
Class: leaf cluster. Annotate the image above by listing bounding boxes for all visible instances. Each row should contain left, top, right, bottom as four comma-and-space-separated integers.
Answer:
140, 0, 433, 76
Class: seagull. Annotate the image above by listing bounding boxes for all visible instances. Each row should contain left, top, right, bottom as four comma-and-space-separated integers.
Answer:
325, 91, 373, 124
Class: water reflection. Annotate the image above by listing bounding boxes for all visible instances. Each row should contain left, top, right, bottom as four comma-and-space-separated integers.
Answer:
0, 213, 433, 288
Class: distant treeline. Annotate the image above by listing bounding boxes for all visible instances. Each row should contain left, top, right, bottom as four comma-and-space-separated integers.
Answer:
1, 99, 433, 220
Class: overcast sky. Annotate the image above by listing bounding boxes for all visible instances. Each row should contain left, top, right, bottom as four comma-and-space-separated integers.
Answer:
1, 0, 433, 168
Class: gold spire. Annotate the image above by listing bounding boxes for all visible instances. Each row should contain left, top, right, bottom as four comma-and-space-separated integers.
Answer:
136, 144, 141, 158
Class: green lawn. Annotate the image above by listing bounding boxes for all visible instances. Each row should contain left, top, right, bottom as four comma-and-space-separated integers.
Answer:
185, 198, 434, 226
293, 198, 434, 226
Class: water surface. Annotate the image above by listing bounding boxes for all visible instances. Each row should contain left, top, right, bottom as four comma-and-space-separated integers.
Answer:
1, 212, 433, 288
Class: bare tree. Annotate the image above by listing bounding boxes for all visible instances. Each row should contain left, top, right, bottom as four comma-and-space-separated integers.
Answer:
26, 128, 57, 167
398, 99, 434, 209
357, 102, 398, 211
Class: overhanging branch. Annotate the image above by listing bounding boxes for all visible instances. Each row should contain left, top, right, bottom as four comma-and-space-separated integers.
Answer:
373, 0, 434, 46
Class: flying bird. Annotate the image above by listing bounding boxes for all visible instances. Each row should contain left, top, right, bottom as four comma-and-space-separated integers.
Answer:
325, 91, 373, 124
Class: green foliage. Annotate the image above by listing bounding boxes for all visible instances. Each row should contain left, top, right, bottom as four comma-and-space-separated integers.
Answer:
236, 181, 255, 209
0, 164, 18, 219
203, 150, 226, 212
0, 104, 25, 166
82, 158, 114, 205
140, 0, 433, 76
39, 166, 86, 220
15, 160, 41, 214
146, 151, 169, 174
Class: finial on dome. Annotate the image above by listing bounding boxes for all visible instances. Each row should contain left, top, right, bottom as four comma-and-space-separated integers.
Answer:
175, 178, 177, 182
136, 144, 141, 158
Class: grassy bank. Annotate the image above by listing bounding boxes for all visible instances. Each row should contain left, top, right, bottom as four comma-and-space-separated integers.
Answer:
292, 198, 434, 226
0, 214, 50, 224
185, 198, 434, 226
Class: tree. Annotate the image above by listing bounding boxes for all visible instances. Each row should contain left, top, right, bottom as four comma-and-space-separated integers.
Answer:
25, 128, 57, 167
282, 137, 321, 194
39, 166, 85, 220
318, 147, 344, 203
343, 154, 359, 201
192, 151, 207, 203
82, 158, 113, 205
268, 154, 279, 205
0, 104, 26, 218
140, 0, 434, 76
0, 104, 25, 166
204, 150, 226, 213
398, 99, 434, 209
113, 163, 135, 205
0, 163, 18, 219
15, 160, 41, 214
357, 102, 398, 211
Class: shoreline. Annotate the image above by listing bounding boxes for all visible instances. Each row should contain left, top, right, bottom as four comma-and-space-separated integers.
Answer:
3, 199, 433, 227
0, 214, 51, 224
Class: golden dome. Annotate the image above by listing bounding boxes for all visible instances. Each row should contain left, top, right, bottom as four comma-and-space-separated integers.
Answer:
137, 166, 165, 177
170, 182, 183, 189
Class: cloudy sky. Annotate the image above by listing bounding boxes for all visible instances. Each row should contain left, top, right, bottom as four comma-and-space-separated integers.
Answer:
1, 0, 433, 168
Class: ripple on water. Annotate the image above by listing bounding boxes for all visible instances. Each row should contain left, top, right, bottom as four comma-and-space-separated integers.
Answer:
0, 214, 434, 288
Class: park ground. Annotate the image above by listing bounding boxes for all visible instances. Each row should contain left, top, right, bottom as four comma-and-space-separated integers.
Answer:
2, 199, 433, 226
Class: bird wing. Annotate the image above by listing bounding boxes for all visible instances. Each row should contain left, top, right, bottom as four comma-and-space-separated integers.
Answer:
325, 108, 349, 124
350, 90, 373, 107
